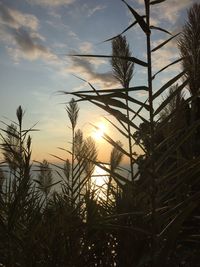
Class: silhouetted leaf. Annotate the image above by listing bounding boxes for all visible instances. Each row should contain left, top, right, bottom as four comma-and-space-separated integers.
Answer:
93, 160, 132, 187
152, 70, 186, 100
104, 97, 131, 110
154, 79, 189, 116
152, 57, 184, 79
102, 132, 130, 158
104, 117, 129, 138
158, 161, 200, 203
156, 193, 200, 267
150, 0, 167, 5
151, 33, 180, 52
72, 91, 150, 111
131, 99, 148, 120
122, 0, 150, 34
71, 54, 148, 67
77, 95, 134, 111
156, 119, 200, 170
101, 86, 149, 92
103, 15, 146, 43
150, 25, 171, 35
100, 92, 149, 109
103, 21, 138, 43
90, 101, 140, 130
63, 86, 148, 95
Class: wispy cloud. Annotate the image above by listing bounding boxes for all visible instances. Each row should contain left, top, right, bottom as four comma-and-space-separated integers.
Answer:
28, 0, 75, 7
0, 3, 58, 62
135, 0, 195, 26
151, 37, 180, 74
68, 30, 79, 39
66, 54, 118, 89
128, 0, 193, 77
152, 0, 195, 24
66, 42, 116, 89
6, 28, 57, 61
79, 41, 93, 53
67, 3, 106, 20
87, 5, 106, 17
0, 2, 39, 30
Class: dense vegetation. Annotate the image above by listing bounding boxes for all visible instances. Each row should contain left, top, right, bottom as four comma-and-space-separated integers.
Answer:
1, 1, 200, 266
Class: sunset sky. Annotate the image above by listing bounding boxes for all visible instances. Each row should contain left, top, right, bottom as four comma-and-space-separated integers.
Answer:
0, 0, 197, 163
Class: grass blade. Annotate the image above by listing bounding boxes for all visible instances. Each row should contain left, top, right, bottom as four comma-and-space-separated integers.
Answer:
151, 33, 180, 52
150, 26, 171, 35
71, 54, 148, 67
150, 0, 167, 5
152, 57, 184, 79
122, 0, 150, 34
152, 70, 186, 100
154, 79, 189, 116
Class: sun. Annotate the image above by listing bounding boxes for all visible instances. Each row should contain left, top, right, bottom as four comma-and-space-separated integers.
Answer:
92, 122, 107, 141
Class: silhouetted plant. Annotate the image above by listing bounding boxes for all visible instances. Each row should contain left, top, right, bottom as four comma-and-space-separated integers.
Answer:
107, 140, 123, 203
1, 2, 200, 267
178, 3, 200, 158
64, 1, 200, 266
178, 3, 200, 97
36, 159, 54, 202
111, 35, 135, 180
0, 106, 42, 267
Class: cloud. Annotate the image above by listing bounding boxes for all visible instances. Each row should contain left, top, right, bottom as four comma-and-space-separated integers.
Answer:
87, 5, 106, 17
0, 2, 39, 30
0, 3, 58, 62
79, 42, 93, 53
48, 9, 62, 19
78, 42, 107, 66
135, 0, 196, 26
68, 30, 79, 39
66, 43, 112, 87
153, 0, 196, 24
131, 0, 196, 76
28, 0, 75, 7
7, 27, 57, 61
66, 55, 118, 89
151, 38, 180, 74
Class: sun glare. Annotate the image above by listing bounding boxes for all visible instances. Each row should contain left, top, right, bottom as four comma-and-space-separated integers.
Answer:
92, 165, 108, 186
91, 165, 109, 198
92, 122, 107, 141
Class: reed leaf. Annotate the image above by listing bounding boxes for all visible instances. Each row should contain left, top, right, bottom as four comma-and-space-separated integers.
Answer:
150, 25, 171, 35
122, 0, 150, 34
152, 57, 184, 79
152, 70, 187, 100
71, 54, 148, 67
104, 117, 129, 138
156, 119, 200, 170
103, 18, 145, 43
150, 0, 167, 5
154, 79, 189, 116
151, 33, 180, 52
156, 193, 200, 267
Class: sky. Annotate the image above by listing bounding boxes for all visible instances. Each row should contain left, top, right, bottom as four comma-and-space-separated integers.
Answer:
0, 0, 198, 163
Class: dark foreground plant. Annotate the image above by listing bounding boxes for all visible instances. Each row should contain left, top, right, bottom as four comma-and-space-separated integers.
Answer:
1, 2, 200, 267
64, 1, 200, 266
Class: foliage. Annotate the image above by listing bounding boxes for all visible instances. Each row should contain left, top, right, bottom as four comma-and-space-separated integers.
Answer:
178, 3, 200, 97
63, 1, 200, 266
0, 1, 200, 267
35, 159, 54, 199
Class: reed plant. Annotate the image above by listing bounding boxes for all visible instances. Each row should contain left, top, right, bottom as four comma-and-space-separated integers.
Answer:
0, 1, 200, 266
64, 1, 200, 266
